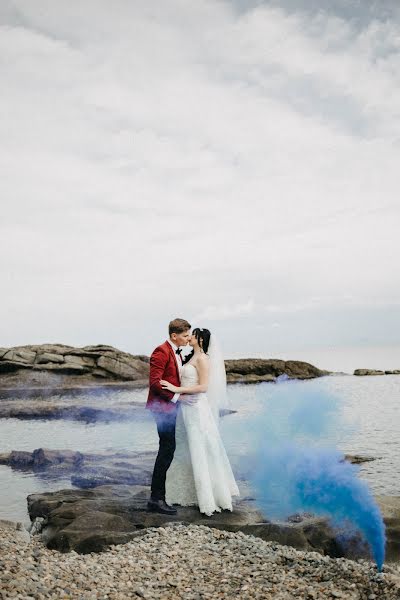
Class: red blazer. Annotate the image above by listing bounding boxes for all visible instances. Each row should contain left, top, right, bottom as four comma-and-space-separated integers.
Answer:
146, 341, 181, 414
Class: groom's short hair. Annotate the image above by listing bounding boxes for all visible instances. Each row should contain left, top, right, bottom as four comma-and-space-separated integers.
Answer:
169, 318, 191, 335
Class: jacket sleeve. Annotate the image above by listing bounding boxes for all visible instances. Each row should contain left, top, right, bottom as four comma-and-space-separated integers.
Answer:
149, 346, 175, 402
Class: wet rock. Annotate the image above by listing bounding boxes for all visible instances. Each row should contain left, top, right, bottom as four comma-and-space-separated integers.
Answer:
376, 496, 400, 563
32, 448, 84, 469
27, 484, 376, 560
0, 404, 114, 421
225, 359, 325, 383
227, 373, 276, 384
354, 369, 385, 376
0, 450, 35, 467
344, 454, 377, 465
71, 465, 152, 488
0, 448, 155, 487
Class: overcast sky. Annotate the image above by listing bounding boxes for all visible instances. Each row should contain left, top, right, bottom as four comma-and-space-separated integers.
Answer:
1, 0, 399, 361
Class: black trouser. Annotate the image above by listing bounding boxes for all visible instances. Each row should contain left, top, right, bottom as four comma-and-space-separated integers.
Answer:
150, 409, 178, 500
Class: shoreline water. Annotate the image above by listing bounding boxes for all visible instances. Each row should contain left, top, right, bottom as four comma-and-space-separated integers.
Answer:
1, 374, 399, 523
1, 352, 399, 593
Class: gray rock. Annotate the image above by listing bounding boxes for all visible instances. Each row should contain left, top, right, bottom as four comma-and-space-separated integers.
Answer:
344, 454, 377, 465
0, 344, 150, 389
2, 349, 37, 364
97, 356, 147, 380
227, 373, 276, 384
225, 359, 324, 383
354, 369, 385, 376
32, 448, 84, 469
0, 360, 33, 373
376, 496, 400, 563
64, 355, 96, 368
2, 450, 35, 467
26, 484, 378, 561
29, 516, 46, 535
0, 448, 154, 485
36, 352, 65, 364
91, 368, 109, 378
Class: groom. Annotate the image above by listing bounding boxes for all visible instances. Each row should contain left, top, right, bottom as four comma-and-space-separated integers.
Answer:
146, 318, 191, 514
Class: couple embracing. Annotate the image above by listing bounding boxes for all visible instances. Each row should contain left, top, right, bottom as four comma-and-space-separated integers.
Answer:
146, 318, 239, 516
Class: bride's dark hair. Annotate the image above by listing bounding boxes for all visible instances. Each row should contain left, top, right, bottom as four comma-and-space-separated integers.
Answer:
184, 328, 211, 363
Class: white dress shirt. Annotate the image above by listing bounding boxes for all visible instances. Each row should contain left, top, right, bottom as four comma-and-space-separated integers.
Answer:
167, 339, 182, 403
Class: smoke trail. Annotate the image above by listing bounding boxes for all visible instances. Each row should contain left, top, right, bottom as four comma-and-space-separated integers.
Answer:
227, 379, 386, 570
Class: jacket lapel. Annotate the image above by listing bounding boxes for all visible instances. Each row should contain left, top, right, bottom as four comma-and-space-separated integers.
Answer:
165, 341, 180, 381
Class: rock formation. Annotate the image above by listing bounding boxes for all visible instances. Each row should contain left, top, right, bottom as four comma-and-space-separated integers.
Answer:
0, 344, 326, 390
354, 369, 400, 376
1, 446, 393, 562
0, 448, 375, 489
225, 359, 327, 383
27, 484, 372, 560
0, 344, 149, 388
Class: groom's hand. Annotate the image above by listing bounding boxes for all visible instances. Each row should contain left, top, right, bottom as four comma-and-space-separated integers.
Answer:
160, 379, 179, 393
179, 394, 198, 405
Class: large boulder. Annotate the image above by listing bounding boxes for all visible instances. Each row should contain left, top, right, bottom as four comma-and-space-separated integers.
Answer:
32, 448, 84, 469
2, 349, 37, 364
0, 450, 35, 467
0, 344, 150, 389
225, 358, 325, 383
97, 356, 144, 380
376, 496, 400, 563
35, 352, 64, 364
26, 485, 400, 563
27, 485, 350, 557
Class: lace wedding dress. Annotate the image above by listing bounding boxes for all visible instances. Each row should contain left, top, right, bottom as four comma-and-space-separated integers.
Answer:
166, 362, 239, 515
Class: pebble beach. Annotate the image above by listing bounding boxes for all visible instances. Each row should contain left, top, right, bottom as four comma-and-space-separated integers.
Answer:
1, 521, 400, 600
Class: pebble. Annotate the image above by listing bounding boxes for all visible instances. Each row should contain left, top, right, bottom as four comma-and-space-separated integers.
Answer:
1, 521, 400, 599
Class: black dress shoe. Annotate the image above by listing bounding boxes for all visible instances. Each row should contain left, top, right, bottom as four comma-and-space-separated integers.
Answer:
147, 499, 177, 515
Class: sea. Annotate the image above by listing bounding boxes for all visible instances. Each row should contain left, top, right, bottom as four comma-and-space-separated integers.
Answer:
0, 356, 399, 525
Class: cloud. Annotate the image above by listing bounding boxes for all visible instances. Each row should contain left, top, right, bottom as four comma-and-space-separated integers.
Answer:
0, 0, 399, 354
191, 299, 255, 322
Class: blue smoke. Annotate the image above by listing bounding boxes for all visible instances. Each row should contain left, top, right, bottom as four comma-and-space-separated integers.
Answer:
227, 380, 386, 570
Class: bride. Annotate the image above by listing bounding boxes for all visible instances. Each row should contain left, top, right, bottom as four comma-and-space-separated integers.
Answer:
160, 328, 239, 516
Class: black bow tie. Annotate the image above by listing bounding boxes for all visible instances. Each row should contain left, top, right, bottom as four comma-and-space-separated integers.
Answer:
175, 348, 182, 355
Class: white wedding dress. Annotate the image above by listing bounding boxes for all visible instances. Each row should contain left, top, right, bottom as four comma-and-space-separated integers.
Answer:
166, 362, 239, 515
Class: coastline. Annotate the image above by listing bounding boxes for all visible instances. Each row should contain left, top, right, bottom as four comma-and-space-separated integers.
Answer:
1, 343, 400, 596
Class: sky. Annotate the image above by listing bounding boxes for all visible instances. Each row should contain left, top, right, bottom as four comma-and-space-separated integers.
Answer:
1, 0, 400, 365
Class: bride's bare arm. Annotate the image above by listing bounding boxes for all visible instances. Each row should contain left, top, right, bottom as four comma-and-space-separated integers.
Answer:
160, 355, 209, 394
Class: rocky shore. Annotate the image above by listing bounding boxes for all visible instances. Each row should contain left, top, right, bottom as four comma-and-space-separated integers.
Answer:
354, 369, 400, 376
0, 447, 396, 566
1, 520, 400, 600
0, 448, 378, 490
0, 344, 327, 392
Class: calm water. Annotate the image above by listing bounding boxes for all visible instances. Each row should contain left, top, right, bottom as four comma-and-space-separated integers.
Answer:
0, 375, 399, 524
